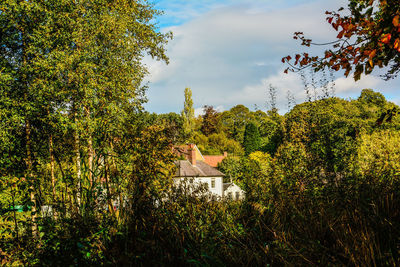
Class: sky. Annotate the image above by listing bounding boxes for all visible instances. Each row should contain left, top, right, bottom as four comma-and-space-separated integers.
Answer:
143, 0, 400, 115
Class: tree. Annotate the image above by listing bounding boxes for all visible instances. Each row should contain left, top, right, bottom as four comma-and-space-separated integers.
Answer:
156, 112, 184, 143
283, 0, 400, 81
181, 87, 195, 141
220, 105, 252, 143
201, 105, 220, 136
355, 129, 400, 180
0, 0, 171, 235
267, 84, 277, 112
358, 89, 386, 107
243, 123, 261, 155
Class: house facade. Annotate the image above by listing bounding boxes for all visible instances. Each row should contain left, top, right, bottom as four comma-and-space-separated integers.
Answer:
173, 144, 244, 200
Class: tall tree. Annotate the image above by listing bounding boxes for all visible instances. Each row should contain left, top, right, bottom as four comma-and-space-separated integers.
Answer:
243, 123, 261, 156
201, 105, 220, 136
0, 0, 171, 220
181, 87, 195, 141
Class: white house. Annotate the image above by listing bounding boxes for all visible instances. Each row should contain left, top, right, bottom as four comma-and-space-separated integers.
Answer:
223, 183, 245, 201
173, 144, 245, 201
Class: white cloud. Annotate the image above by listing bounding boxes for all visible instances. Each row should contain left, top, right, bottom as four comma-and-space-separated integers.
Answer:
194, 105, 225, 117
144, 0, 398, 114
334, 75, 381, 95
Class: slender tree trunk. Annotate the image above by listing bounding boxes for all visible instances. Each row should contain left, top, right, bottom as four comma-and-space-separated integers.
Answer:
21, 21, 37, 238
74, 113, 82, 210
86, 107, 93, 186
11, 188, 19, 243
49, 134, 58, 219
104, 157, 115, 217
49, 134, 56, 201
26, 120, 38, 238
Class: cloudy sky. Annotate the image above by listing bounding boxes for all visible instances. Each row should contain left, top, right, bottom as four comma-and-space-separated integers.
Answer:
144, 0, 400, 115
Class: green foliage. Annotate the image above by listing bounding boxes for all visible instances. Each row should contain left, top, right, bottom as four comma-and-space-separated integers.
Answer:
358, 88, 387, 107
356, 130, 400, 180
243, 122, 261, 155
1, 0, 399, 264
194, 132, 244, 156
181, 88, 195, 141
200, 105, 220, 136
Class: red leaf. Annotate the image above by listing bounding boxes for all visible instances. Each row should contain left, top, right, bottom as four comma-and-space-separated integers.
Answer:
381, 33, 391, 44
393, 15, 399, 27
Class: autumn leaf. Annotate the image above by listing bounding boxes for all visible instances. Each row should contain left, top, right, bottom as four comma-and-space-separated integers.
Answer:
381, 33, 391, 44
369, 49, 376, 59
393, 15, 399, 27
394, 39, 400, 52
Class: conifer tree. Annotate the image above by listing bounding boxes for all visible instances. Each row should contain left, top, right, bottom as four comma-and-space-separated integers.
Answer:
181, 87, 195, 142
243, 122, 261, 155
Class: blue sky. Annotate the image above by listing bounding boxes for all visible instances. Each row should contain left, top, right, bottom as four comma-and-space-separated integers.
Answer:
144, 0, 400, 115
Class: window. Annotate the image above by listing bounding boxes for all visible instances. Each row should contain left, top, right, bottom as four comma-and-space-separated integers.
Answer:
211, 178, 215, 188
227, 192, 232, 200
235, 192, 240, 200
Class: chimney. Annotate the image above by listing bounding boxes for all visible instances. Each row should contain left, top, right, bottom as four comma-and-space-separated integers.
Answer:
189, 144, 196, 165
223, 151, 228, 157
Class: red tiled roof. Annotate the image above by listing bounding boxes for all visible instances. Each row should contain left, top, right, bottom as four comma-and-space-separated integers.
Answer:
173, 144, 227, 167
203, 155, 226, 167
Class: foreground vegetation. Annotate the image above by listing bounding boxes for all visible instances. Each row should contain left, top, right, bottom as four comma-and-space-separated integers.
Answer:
2, 87, 400, 266
1, 0, 400, 265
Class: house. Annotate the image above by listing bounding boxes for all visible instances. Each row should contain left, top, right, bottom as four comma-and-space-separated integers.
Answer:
173, 144, 244, 200
223, 183, 245, 201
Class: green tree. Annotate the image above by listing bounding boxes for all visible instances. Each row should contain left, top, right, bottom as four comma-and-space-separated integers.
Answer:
201, 105, 220, 136
220, 105, 252, 143
181, 87, 195, 141
0, 0, 171, 239
156, 112, 184, 144
358, 89, 386, 107
356, 129, 400, 180
243, 123, 261, 155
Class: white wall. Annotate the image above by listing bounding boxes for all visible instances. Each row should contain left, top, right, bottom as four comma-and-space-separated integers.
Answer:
224, 183, 245, 201
173, 177, 224, 199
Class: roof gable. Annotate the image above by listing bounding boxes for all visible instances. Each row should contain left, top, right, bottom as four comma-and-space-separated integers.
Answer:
174, 160, 225, 177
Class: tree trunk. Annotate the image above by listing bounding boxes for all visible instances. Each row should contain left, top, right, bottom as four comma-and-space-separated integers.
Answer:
74, 114, 82, 210
86, 107, 93, 186
104, 157, 115, 217
26, 120, 38, 238
49, 134, 56, 201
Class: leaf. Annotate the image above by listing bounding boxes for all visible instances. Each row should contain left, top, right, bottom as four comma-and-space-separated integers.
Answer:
381, 33, 391, 44
394, 39, 400, 52
369, 49, 376, 59
393, 15, 399, 27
